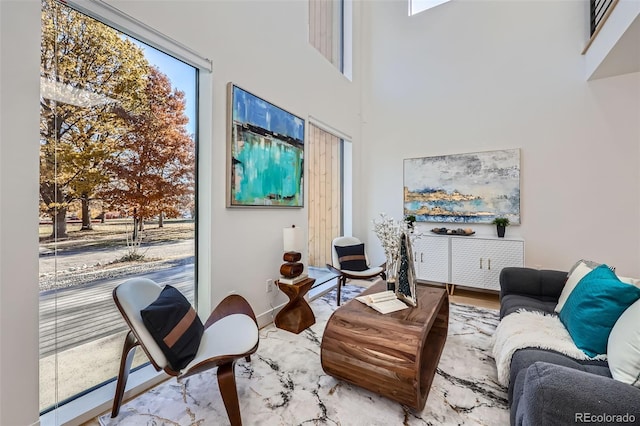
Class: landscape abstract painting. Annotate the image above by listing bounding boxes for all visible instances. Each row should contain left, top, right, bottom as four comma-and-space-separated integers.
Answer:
403, 149, 520, 224
227, 84, 305, 207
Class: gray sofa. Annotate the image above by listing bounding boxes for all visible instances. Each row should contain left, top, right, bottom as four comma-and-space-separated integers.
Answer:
499, 267, 640, 426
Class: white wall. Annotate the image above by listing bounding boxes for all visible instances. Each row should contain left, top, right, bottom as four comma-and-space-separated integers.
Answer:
360, 0, 640, 276
0, 1, 41, 425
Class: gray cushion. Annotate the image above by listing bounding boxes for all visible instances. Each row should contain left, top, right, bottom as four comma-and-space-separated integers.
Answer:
514, 362, 640, 426
500, 294, 557, 318
499, 267, 567, 301
509, 348, 610, 425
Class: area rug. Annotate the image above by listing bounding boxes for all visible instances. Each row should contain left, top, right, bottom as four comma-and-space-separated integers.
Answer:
100, 285, 508, 425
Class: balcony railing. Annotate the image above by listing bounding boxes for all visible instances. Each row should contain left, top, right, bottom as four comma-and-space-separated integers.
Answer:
582, 0, 619, 54
590, 0, 617, 35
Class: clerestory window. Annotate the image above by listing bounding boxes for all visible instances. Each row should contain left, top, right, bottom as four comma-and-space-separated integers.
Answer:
309, 0, 353, 79
409, 0, 451, 16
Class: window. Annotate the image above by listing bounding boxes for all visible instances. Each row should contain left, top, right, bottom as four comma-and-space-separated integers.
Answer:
409, 0, 451, 16
39, 0, 201, 414
309, 0, 352, 78
307, 122, 352, 269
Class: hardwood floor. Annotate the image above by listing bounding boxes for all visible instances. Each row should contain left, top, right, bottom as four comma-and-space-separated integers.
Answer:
418, 281, 500, 310
449, 287, 500, 310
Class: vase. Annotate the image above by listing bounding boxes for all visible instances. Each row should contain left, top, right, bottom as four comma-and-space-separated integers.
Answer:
497, 225, 506, 238
385, 255, 398, 291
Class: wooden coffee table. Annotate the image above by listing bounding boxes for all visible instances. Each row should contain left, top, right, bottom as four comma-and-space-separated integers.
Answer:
320, 282, 449, 410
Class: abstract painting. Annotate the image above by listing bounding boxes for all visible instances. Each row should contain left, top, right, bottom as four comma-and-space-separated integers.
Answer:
227, 83, 305, 207
403, 149, 520, 224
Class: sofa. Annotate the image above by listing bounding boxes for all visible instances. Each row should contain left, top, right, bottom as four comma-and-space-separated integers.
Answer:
498, 266, 640, 426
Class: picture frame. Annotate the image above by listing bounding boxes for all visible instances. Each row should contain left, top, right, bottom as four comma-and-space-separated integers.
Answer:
396, 232, 417, 307
226, 83, 305, 207
403, 149, 521, 224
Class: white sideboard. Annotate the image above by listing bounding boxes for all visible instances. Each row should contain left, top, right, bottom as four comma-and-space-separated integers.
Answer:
412, 235, 450, 283
412, 234, 524, 293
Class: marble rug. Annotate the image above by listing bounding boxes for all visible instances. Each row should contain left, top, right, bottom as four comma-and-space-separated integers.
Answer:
100, 285, 508, 425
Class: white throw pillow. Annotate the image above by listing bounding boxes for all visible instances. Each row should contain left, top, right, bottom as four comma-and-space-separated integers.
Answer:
554, 261, 593, 313
619, 275, 640, 288
607, 299, 640, 387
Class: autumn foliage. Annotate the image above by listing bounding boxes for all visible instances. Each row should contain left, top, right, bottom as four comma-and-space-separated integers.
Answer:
39, 0, 195, 239
102, 67, 195, 236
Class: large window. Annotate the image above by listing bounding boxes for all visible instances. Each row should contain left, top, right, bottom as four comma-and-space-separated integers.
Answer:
39, 0, 198, 413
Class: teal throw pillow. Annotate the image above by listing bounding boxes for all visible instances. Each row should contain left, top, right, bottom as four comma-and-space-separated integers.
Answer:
559, 264, 640, 357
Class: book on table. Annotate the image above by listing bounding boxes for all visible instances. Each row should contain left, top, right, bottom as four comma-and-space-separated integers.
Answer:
279, 274, 309, 285
355, 290, 409, 314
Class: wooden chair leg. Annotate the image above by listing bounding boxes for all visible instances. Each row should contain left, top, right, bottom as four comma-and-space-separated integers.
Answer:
218, 361, 242, 426
112, 331, 139, 417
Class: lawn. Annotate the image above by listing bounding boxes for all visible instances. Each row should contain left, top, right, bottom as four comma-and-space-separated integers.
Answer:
39, 218, 195, 251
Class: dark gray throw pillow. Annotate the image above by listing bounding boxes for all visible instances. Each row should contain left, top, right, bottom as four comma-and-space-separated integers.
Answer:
335, 243, 368, 271
141, 285, 204, 370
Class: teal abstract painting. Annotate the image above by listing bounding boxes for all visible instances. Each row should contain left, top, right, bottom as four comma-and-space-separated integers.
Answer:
227, 84, 305, 207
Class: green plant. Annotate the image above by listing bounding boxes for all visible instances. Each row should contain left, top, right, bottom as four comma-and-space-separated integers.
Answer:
404, 214, 416, 228
492, 217, 510, 226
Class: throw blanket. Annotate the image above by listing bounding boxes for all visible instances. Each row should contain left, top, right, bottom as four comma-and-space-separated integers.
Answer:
491, 310, 607, 387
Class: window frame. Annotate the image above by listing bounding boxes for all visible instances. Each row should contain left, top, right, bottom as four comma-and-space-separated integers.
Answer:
39, 1, 213, 423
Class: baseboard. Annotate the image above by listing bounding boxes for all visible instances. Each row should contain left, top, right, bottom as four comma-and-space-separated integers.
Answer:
256, 302, 284, 329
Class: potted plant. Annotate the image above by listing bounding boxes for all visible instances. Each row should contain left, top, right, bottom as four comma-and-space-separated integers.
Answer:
492, 217, 510, 238
404, 214, 416, 232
